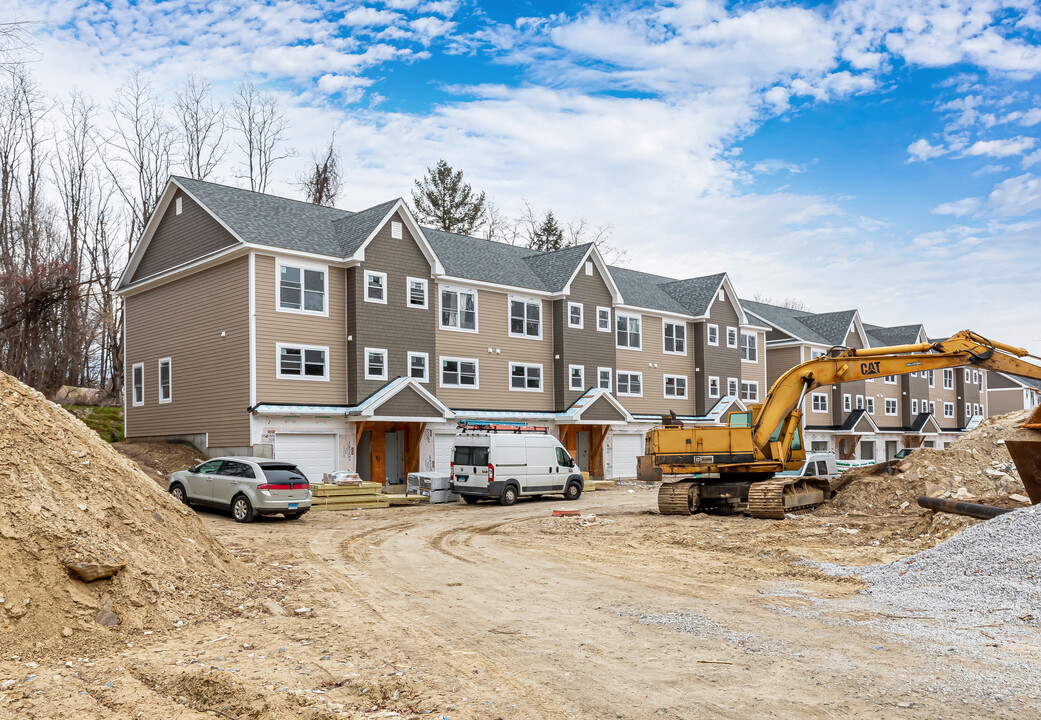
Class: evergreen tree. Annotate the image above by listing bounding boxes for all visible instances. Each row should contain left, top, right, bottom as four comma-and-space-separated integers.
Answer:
528, 210, 568, 252
411, 159, 486, 234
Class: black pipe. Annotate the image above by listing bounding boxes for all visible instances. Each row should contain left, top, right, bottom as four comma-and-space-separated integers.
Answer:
916, 496, 1012, 520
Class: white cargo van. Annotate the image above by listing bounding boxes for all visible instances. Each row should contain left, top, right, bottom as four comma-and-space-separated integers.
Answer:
449, 426, 584, 506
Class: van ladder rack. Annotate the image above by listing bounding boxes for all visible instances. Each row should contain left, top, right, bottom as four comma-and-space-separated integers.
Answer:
457, 420, 549, 434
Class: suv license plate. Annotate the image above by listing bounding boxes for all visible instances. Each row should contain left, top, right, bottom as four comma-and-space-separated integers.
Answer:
288, 503, 298, 509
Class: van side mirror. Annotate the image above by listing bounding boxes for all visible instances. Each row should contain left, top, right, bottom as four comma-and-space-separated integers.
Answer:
569, 458, 576, 468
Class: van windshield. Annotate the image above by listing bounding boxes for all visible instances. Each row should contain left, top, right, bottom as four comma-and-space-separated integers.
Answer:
454, 446, 489, 466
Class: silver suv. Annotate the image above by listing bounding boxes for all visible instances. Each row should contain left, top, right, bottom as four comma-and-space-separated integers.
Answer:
167, 457, 312, 523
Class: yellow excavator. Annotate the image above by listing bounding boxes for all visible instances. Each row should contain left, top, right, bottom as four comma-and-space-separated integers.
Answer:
646, 330, 1041, 518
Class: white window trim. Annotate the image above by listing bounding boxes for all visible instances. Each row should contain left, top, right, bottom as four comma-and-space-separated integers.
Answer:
364, 347, 388, 381
811, 393, 828, 412
662, 322, 687, 356
885, 398, 898, 416
708, 376, 720, 399
276, 342, 330, 382
911, 399, 919, 414
944, 402, 954, 418
929, 401, 936, 415
843, 394, 851, 412
707, 324, 719, 347
569, 364, 585, 391
407, 351, 429, 383
158, 357, 172, 404
740, 332, 758, 363
364, 270, 388, 305
740, 380, 759, 402
508, 362, 544, 392
616, 312, 642, 351
884, 375, 897, 384
965, 402, 971, 417
132, 362, 144, 407
964, 369, 971, 382
390, 220, 403, 239
406, 277, 428, 309
276, 259, 329, 318
727, 377, 738, 397
928, 370, 935, 388
617, 371, 643, 397
439, 356, 480, 389
508, 295, 543, 340
597, 366, 612, 392
596, 306, 611, 333
439, 286, 479, 334
568, 302, 584, 329
663, 374, 688, 399
866, 397, 875, 414
726, 326, 738, 349
943, 369, 955, 389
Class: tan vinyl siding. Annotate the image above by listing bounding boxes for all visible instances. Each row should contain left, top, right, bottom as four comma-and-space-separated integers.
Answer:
873, 377, 903, 427
435, 287, 554, 410
740, 330, 767, 395
254, 253, 348, 404
125, 256, 249, 446
615, 314, 694, 415
132, 189, 238, 282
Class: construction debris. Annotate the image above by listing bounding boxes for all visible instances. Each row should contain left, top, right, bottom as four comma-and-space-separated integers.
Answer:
63, 561, 124, 582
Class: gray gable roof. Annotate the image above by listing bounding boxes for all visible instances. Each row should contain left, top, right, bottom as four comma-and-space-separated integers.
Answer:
863, 324, 924, 348
522, 243, 593, 292
608, 266, 689, 315
798, 310, 857, 346
174, 176, 351, 257
658, 273, 726, 317
423, 228, 549, 290
333, 198, 400, 256
741, 300, 831, 345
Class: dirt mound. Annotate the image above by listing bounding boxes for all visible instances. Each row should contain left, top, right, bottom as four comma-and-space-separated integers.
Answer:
0, 372, 245, 653
113, 441, 206, 485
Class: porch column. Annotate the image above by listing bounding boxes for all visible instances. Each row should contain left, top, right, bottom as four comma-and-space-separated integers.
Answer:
372, 427, 386, 485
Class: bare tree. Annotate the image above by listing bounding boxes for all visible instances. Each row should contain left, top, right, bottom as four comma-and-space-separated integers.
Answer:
299, 133, 341, 206
231, 80, 291, 192
0, 22, 32, 72
752, 292, 808, 311
482, 200, 520, 244
105, 70, 174, 242
174, 74, 226, 181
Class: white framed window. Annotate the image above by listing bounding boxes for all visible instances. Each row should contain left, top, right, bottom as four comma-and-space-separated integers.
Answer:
365, 270, 387, 304
569, 364, 585, 391
978, 373, 984, 389
408, 351, 428, 383
929, 401, 936, 414
843, 394, 851, 412
509, 362, 543, 392
944, 402, 954, 418
965, 401, 971, 417
509, 297, 542, 339
811, 349, 826, 359
884, 375, 896, 384
964, 369, 971, 382
158, 357, 172, 403
726, 327, 738, 348
440, 287, 478, 332
406, 277, 428, 309
927, 370, 935, 388
277, 343, 329, 381
440, 357, 479, 388
911, 398, 919, 414
707, 324, 719, 346
175, 196, 183, 215
617, 371, 643, 396
740, 381, 758, 402
708, 376, 720, 399
727, 377, 738, 397
972, 370, 979, 385
885, 398, 898, 416
365, 348, 388, 381
390, 220, 403, 239
663, 322, 686, 354
596, 306, 611, 332
664, 374, 687, 399
278, 261, 327, 315
866, 397, 875, 414
974, 402, 982, 416
598, 367, 612, 391
568, 302, 584, 329
585, 261, 593, 276
812, 393, 828, 412
943, 369, 954, 389
132, 363, 144, 406
856, 395, 864, 410
740, 332, 757, 362
616, 313, 642, 349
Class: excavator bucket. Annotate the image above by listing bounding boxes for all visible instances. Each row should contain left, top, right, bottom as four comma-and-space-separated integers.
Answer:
1005, 404, 1041, 505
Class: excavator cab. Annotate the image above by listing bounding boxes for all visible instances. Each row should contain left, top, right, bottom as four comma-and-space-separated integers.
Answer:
1006, 404, 1041, 505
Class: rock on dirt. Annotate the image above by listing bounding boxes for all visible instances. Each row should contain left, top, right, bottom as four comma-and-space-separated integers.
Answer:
0, 371, 246, 653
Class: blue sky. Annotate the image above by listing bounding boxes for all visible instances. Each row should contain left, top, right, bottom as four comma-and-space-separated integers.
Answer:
8, 0, 1041, 348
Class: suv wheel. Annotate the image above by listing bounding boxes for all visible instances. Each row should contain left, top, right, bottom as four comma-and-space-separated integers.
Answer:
170, 483, 188, 504
564, 481, 582, 501
232, 494, 254, 523
499, 485, 519, 506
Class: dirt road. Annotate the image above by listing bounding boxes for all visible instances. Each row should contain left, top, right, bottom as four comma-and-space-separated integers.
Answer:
3, 487, 1036, 718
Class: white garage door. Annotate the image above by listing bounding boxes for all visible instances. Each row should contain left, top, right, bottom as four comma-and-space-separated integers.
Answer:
611, 433, 643, 480
274, 433, 338, 482
434, 433, 456, 474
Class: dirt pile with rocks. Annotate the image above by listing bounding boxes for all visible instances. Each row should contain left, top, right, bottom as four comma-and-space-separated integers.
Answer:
0, 372, 245, 653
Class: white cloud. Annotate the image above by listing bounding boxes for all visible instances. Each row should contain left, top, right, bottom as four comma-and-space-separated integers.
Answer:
410, 16, 457, 45
963, 136, 1037, 158
751, 159, 807, 175
907, 138, 946, 162
932, 197, 982, 216
988, 173, 1041, 216
341, 7, 401, 27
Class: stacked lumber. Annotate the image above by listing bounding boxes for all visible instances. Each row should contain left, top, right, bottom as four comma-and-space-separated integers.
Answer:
310, 481, 389, 511
383, 494, 431, 506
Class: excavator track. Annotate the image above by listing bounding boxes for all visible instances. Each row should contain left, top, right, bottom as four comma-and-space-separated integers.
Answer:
747, 478, 828, 519
657, 481, 696, 515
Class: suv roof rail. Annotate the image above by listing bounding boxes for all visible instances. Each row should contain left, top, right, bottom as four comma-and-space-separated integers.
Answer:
457, 420, 549, 435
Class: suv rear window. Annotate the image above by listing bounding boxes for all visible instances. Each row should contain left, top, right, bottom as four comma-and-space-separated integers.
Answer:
454, 446, 489, 466
261, 467, 309, 484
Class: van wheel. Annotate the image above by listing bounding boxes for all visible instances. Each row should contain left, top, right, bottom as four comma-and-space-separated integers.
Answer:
499, 485, 519, 506
462, 495, 480, 505
564, 481, 582, 501
232, 494, 254, 523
